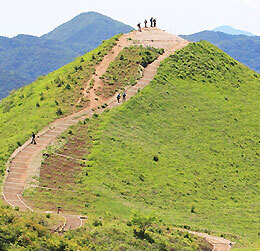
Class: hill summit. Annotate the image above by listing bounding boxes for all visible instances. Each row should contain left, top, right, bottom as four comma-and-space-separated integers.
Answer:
42, 12, 133, 47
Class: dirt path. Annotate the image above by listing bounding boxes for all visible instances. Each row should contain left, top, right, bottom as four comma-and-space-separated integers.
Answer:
187, 231, 233, 251
74, 33, 134, 109
0, 28, 232, 248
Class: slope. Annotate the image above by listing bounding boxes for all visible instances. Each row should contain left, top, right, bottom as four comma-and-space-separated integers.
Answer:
0, 34, 121, 179
0, 29, 212, 250
180, 30, 260, 72
27, 41, 260, 249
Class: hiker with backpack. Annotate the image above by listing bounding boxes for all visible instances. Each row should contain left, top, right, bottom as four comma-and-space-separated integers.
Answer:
31, 132, 37, 145
117, 93, 121, 103
123, 92, 126, 102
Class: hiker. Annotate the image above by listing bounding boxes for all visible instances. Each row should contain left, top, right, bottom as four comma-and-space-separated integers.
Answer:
150, 17, 153, 27
117, 93, 121, 103
123, 92, 126, 102
144, 19, 148, 28
31, 132, 36, 145
153, 18, 157, 27
137, 23, 141, 32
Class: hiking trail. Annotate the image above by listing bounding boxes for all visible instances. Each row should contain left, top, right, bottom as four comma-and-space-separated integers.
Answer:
2, 28, 232, 249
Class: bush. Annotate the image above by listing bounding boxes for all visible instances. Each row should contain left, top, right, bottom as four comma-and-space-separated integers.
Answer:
56, 108, 63, 116
93, 219, 103, 227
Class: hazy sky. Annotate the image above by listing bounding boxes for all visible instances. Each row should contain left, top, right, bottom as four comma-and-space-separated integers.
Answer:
0, 0, 259, 38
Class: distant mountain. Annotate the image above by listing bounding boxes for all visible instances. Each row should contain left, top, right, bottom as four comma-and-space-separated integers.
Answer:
180, 30, 260, 72
212, 25, 255, 36
0, 34, 79, 82
0, 69, 27, 99
42, 12, 133, 48
0, 12, 133, 99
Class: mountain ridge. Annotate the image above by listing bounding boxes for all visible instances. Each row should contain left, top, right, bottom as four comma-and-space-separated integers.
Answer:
0, 12, 133, 100
212, 25, 255, 36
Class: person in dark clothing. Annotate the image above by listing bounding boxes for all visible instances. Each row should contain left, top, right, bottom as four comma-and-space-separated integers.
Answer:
31, 132, 36, 145
123, 92, 126, 102
117, 93, 121, 103
144, 19, 148, 28
150, 17, 153, 27
137, 23, 141, 32
153, 18, 157, 27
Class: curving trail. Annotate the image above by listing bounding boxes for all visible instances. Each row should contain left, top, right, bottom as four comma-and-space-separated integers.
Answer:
1, 27, 232, 250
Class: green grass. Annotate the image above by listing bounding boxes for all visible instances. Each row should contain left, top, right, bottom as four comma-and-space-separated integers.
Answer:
0, 34, 121, 180
96, 46, 163, 97
28, 41, 260, 249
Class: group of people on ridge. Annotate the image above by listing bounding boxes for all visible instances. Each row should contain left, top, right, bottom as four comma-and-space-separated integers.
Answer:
137, 17, 157, 32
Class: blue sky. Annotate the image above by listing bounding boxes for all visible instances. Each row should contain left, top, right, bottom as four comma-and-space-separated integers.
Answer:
0, 0, 259, 37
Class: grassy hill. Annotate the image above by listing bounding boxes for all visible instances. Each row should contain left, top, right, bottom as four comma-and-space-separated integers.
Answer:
0, 12, 133, 100
0, 39, 209, 250
25, 41, 260, 249
180, 30, 260, 73
0, 34, 121, 179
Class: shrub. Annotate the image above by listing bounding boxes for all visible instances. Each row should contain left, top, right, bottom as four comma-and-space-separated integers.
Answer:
131, 213, 155, 236
56, 108, 63, 116
93, 219, 103, 227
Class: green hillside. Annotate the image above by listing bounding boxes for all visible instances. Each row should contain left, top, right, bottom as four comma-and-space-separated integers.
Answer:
0, 34, 121, 179
0, 34, 209, 250
26, 41, 260, 249
180, 31, 260, 73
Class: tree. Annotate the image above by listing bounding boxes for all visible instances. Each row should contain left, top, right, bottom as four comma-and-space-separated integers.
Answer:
131, 213, 155, 236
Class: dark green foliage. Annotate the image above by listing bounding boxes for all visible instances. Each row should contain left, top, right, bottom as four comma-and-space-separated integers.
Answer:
56, 108, 63, 116
181, 30, 260, 72
131, 214, 156, 235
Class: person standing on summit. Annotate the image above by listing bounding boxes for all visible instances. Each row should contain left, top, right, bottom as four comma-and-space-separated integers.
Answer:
137, 23, 141, 32
150, 17, 153, 27
144, 19, 148, 28
153, 18, 157, 27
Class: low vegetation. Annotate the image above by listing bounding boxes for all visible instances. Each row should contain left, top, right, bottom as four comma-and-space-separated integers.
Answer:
0, 34, 121, 181
0, 205, 209, 250
26, 41, 260, 249
96, 46, 164, 97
